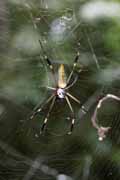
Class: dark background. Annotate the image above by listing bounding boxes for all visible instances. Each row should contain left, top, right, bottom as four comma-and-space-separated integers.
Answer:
0, 0, 120, 180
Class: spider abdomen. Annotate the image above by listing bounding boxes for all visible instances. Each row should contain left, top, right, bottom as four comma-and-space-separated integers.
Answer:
58, 64, 67, 88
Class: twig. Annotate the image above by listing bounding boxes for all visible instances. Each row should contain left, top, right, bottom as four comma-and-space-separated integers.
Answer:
91, 94, 120, 141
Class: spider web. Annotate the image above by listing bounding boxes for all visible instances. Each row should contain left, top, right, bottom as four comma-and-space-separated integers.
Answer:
0, 0, 120, 180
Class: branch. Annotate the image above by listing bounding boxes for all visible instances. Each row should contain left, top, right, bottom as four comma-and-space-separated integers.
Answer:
91, 94, 120, 141
78, 87, 104, 119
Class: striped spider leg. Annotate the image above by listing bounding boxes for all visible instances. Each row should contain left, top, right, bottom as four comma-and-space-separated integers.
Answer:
25, 4, 57, 85
30, 52, 82, 134
91, 94, 120, 141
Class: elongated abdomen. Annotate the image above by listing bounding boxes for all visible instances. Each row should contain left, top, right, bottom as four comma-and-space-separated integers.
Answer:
58, 64, 67, 88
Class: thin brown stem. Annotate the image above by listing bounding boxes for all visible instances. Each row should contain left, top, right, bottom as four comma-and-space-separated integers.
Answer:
91, 94, 120, 141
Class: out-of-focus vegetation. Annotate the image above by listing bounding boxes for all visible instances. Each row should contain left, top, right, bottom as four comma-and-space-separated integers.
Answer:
0, 0, 120, 180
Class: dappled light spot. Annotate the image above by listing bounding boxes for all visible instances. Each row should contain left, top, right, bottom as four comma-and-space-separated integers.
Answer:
80, 1, 120, 21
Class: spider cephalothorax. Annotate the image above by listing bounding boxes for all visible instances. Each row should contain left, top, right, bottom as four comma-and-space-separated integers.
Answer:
56, 88, 65, 99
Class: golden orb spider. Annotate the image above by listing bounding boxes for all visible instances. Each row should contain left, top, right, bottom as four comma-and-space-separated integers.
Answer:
25, 4, 85, 134
30, 51, 84, 134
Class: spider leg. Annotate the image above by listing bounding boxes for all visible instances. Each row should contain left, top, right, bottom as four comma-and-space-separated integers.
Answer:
40, 96, 56, 133
42, 54, 57, 85
65, 96, 75, 134
30, 94, 55, 120
25, 4, 57, 85
67, 52, 80, 85
46, 86, 56, 90
65, 71, 81, 90
66, 92, 80, 104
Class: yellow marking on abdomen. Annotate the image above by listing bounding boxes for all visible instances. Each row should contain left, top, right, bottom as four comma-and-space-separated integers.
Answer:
58, 64, 67, 88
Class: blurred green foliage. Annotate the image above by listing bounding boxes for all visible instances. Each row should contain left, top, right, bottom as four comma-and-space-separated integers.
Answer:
0, 0, 120, 180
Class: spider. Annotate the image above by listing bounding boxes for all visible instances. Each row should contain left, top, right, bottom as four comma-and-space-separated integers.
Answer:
30, 50, 84, 134
26, 3, 111, 137
24, 4, 86, 134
